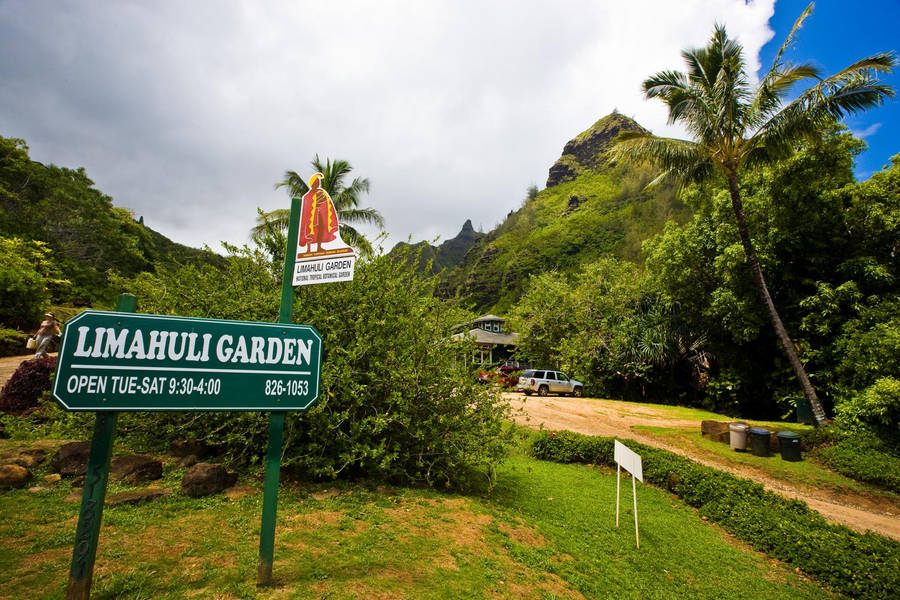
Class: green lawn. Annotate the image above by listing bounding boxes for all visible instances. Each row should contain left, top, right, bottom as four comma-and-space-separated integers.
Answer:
0, 437, 839, 599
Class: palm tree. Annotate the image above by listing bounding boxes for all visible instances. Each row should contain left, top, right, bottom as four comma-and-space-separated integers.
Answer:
613, 4, 895, 426
254, 155, 385, 257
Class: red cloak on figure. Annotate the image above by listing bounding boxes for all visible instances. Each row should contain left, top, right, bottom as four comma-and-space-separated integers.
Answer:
298, 173, 339, 248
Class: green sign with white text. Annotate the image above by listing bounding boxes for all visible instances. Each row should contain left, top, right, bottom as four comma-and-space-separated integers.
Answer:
53, 311, 322, 411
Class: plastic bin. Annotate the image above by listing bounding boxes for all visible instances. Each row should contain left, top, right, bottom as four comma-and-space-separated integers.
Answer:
796, 397, 814, 425
748, 427, 771, 457
729, 422, 749, 451
776, 431, 802, 462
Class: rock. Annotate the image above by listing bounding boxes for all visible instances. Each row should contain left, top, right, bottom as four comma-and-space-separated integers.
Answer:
11, 448, 46, 469
546, 112, 649, 188
110, 455, 163, 484
180, 462, 237, 497
50, 441, 91, 476
43, 473, 61, 484
170, 439, 216, 459
178, 455, 199, 468
0, 464, 31, 489
563, 195, 585, 216
106, 488, 170, 506
701, 421, 731, 444
65, 488, 84, 503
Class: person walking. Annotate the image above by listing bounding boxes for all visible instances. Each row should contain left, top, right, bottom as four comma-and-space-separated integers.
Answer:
33, 312, 61, 358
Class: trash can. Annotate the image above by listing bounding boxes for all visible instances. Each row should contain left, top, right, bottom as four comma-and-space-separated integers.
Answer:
776, 431, 802, 462
796, 397, 814, 425
729, 422, 750, 451
748, 427, 771, 457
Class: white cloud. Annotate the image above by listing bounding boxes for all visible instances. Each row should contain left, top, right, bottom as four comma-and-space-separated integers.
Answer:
0, 0, 776, 251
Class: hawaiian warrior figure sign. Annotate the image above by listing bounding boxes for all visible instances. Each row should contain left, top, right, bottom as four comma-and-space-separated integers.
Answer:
292, 173, 357, 285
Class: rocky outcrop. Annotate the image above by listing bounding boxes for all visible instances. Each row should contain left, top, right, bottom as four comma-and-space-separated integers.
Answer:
389, 219, 486, 274
180, 462, 237, 497
0, 464, 31, 489
701, 420, 732, 443
110, 455, 163, 484
106, 488, 170, 506
546, 112, 648, 188
50, 441, 91, 476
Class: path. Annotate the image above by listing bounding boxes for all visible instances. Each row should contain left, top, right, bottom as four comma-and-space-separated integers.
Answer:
0, 354, 34, 388
505, 392, 900, 541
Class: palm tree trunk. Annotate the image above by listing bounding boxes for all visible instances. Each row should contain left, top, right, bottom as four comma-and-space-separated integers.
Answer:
726, 174, 828, 427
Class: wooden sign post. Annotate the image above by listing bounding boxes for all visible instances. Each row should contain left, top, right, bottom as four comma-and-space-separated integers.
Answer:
614, 439, 643, 548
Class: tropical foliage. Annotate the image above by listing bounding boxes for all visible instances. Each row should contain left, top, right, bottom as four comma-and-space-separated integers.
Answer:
91, 246, 509, 487
612, 5, 895, 425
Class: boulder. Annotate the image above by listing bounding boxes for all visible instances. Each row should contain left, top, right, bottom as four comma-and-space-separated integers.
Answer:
11, 448, 47, 469
110, 455, 163, 484
170, 439, 216, 459
701, 420, 731, 443
106, 488, 170, 506
180, 462, 237, 497
0, 464, 31, 489
50, 441, 91, 476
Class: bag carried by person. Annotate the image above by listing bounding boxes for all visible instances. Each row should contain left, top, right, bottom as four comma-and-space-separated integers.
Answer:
26, 336, 37, 350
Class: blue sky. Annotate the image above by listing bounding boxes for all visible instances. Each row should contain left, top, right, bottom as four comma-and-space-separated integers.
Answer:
761, 1, 900, 179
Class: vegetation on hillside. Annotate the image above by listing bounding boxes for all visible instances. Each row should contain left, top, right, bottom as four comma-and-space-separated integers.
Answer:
0, 135, 224, 326
437, 114, 689, 312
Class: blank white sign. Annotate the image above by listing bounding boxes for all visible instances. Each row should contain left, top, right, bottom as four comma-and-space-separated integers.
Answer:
614, 440, 643, 482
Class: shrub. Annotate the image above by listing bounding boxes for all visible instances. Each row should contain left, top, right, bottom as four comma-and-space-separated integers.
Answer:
836, 377, 900, 444
0, 327, 28, 358
82, 246, 512, 488
531, 431, 900, 600
0, 356, 56, 413
814, 434, 900, 494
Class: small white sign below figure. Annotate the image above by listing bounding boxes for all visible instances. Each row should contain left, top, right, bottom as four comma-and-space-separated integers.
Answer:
614, 439, 643, 548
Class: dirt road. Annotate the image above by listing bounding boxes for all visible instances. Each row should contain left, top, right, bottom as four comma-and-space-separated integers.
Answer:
0, 354, 32, 388
506, 392, 900, 541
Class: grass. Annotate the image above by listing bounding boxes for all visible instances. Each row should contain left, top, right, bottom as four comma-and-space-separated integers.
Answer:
0, 436, 839, 599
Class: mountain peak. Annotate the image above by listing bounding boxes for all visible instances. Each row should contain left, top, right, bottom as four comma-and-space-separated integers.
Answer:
460, 218, 474, 233
546, 112, 648, 188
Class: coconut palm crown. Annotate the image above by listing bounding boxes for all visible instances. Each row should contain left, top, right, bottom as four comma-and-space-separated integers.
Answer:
254, 155, 385, 257
613, 3, 895, 426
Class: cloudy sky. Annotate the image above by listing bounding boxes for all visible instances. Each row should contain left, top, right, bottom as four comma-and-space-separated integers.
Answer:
1, 0, 897, 252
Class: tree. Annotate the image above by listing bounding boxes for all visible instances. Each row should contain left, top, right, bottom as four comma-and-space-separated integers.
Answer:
613, 3, 895, 426
254, 155, 385, 257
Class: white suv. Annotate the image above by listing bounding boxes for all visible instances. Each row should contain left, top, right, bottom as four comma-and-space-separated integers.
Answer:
517, 369, 584, 397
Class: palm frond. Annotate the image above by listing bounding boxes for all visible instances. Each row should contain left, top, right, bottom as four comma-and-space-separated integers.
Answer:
770, 2, 814, 69
250, 208, 292, 238
338, 206, 385, 229
338, 224, 374, 258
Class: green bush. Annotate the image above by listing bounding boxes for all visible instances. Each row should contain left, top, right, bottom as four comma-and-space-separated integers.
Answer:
0, 327, 28, 357
836, 377, 900, 444
531, 431, 900, 600
48, 246, 512, 489
813, 433, 900, 494
0, 237, 54, 329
